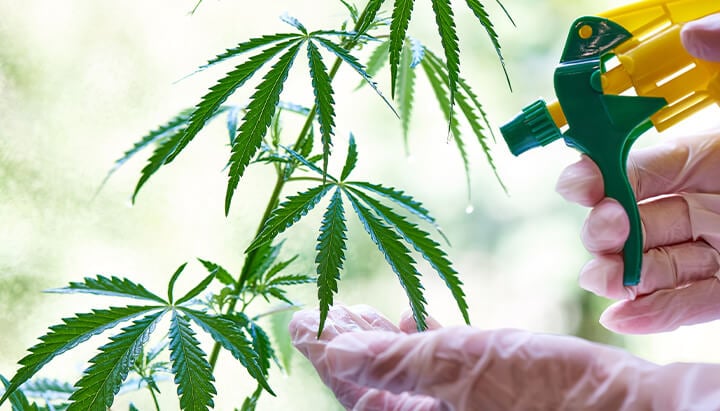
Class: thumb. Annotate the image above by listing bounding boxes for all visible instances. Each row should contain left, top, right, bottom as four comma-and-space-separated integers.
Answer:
681, 13, 720, 62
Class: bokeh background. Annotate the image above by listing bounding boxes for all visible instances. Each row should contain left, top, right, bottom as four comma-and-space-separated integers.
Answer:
2, 0, 720, 409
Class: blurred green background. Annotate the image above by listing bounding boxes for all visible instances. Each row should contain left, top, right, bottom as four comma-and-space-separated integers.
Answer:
3, 0, 720, 409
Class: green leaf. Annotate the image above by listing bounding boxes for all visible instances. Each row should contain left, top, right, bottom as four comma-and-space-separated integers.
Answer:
48, 276, 167, 304
409, 37, 425, 68
314, 37, 398, 117
310, 30, 377, 42
102, 108, 192, 185
347, 187, 469, 324
21, 378, 75, 398
269, 310, 295, 372
464, 0, 511, 88
263, 255, 298, 282
265, 287, 293, 305
339, 0, 359, 22
246, 184, 333, 252
343, 190, 428, 330
131, 131, 181, 203
129, 105, 233, 202
345, 181, 434, 224
247, 321, 276, 374
67, 310, 166, 411
355, 0, 384, 37
169, 38, 302, 168
358, 40, 390, 89
307, 40, 336, 179
197, 258, 235, 286
246, 241, 285, 282
397, 41, 416, 152
389, 0, 414, 98
168, 311, 216, 411
424, 50, 504, 191
227, 106, 242, 145
280, 13, 307, 34
1, 374, 34, 411
180, 309, 273, 394
225, 41, 304, 214
168, 262, 189, 304
266, 274, 315, 287
431, 0, 460, 112
129, 404, 140, 411
315, 188, 348, 335
196, 33, 303, 73
421, 55, 469, 195
339, 133, 357, 181
175, 272, 216, 306
282, 146, 333, 180
239, 385, 262, 411
0, 305, 160, 407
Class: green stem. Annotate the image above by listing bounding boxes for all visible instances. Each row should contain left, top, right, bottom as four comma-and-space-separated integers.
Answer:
208, 4, 374, 371
149, 386, 161, 411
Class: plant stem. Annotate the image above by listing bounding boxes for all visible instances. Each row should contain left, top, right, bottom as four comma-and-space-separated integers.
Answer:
208, 4, 374, 370
148, 385, 161, 411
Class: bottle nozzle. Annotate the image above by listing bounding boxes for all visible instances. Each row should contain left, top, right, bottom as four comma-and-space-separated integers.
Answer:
501, 100, 563, 156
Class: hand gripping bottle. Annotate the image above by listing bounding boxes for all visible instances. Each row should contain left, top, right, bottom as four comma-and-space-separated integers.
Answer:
501, 0, 720, 285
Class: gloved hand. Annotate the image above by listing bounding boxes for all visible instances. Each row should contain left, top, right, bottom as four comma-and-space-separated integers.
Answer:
556, 13, 720, 334
290, 305, 720, 411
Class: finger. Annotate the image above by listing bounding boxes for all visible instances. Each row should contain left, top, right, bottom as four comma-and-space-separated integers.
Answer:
351, 304, 401, 332
629, 133, 720, 201
352, 389, 443, 411
681, 13, 720, 62
579, 241, 720, 299
581, 195, 693, 254
556, 155, 605, 206
581, 198, 630, 254
398, 310, 442, 333
600, 277, 720, 333
289, 306, 406, 409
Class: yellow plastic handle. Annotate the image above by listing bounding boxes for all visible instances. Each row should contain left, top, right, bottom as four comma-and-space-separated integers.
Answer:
547, 0, 720, 132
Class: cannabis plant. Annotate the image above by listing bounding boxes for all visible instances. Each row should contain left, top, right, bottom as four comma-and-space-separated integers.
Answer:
1, 0, 511, 409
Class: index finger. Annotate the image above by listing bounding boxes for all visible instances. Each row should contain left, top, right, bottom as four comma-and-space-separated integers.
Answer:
557, 132, 720, 205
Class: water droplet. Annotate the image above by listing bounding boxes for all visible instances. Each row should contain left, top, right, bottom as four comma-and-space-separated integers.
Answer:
465, 205, 474, 214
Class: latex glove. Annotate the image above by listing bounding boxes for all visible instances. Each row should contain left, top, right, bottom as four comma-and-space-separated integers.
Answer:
290, 305, 720, 411
681, 13, 720, 62
557, 130, 720, 334
554, 14, 720, 334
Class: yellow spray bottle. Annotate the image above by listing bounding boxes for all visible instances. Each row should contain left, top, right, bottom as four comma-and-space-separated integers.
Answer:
501, 0, 720, 285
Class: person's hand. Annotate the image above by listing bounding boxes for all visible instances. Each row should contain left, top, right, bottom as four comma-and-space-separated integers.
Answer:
290, 305, 720, 411
555, 13, 720, 334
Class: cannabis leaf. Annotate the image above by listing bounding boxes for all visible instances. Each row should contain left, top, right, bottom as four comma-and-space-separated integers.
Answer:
397, 40, 416, 151
226, 41, 304, 214
198, 258, 235, 286
344, 190, 428, 330
169, 311, 216, 411
389, 0, 414, 98
316, 188, 348, 334
0, 305, 159, 406
307, 40, 336, 178
49, 276, 167, 304
67, 311, 165, 411
431, 0, 460, 113
198, 34, 303, 72
180, 309, 272, 394
339, 134, 358, 182
1, 263, 276, 410
465, 0, 511, 87
347, 187, 469, 324
247, 185, 333, 252
169, 38, 303, 168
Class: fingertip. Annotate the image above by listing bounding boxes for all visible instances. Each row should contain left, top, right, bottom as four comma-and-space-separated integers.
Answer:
399, 311, 442, 333
581, 199, 630, 253
326, 331, 402, 380
681, 14, 720, 62
556, 155, 604, 207
579, 256, 635, 299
